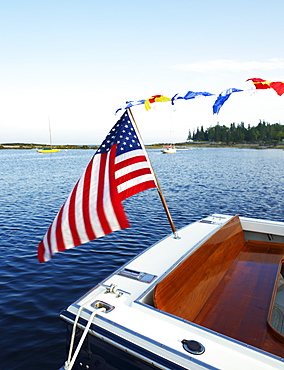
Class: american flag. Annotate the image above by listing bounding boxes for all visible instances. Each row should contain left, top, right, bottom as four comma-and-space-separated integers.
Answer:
38, 111, 157, 262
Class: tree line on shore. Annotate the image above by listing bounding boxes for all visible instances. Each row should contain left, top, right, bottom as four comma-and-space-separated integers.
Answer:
188, 120, 284, 143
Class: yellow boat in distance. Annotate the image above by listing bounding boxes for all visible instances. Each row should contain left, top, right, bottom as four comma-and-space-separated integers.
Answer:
37, 148, 61, 153
37, 118, 61, 153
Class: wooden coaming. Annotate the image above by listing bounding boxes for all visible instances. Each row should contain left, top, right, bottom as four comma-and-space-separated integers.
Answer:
154, 215, 246, 320
154, 216, 284, 358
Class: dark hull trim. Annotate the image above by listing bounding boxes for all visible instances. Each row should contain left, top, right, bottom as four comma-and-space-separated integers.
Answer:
61, 309, 219, 370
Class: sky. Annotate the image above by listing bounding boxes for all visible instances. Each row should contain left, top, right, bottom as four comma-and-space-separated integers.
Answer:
1, 0, 284, 145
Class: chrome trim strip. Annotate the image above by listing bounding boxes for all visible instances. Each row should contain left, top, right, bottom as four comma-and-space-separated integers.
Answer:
118, 268, 157, 283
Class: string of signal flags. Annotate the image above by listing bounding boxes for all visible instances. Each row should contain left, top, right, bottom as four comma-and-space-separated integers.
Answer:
115, 78, 284, 116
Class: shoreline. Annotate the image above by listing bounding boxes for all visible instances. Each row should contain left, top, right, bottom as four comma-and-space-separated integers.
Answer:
1, 142, 284, 150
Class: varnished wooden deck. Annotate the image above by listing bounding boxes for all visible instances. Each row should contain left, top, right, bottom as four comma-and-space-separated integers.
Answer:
154, 216, 284, 358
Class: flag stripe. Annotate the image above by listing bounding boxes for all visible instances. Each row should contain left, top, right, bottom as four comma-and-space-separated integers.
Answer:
115, 160, 151, 180
119, 180, 156, 201
115, 155, 147, 170
82, 158, 97, 241
61, 196, 77, 248
116, 167, 153, 187
108, 145, 130, 229
68, 182, 82, 246
97, 152, 112, 235
101, 145, 121, 232
118, 173, 156, 196
88, 157, 104, 237
38, 240, 45, 263
55, 205, 67, 251
45, 219, 53, 260
115, 149, 146, 163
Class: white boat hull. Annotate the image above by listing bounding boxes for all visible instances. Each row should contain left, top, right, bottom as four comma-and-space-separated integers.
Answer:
60, 214, 284, 369
161, 148, 176, 154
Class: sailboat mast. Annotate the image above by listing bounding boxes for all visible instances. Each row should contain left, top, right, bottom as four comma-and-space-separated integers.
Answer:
127, 108, 179, 238
48, 118, 53, 149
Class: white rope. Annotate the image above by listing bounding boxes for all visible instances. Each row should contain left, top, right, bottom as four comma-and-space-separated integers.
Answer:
66, 306, 84, 366
64, 307, 106, 370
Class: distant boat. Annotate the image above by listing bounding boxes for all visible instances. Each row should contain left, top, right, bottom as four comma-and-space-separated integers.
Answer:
37, 119, 60, 153
161, 144, 176, 154
37, 148, 61, 153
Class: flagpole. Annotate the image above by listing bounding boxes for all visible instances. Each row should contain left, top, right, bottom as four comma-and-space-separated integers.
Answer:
127, 107, 179, 239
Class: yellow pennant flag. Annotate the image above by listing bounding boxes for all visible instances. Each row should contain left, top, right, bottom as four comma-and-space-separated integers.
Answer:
144, 95, 171, 111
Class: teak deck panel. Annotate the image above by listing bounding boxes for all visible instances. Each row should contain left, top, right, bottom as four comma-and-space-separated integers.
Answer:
154, 216, 284, 358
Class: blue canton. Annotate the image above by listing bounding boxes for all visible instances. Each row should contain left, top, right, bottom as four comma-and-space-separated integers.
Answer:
97, 111, 141, 155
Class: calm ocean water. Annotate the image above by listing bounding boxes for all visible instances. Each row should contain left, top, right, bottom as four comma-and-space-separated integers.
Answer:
1, 148, 284, 369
